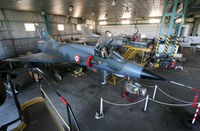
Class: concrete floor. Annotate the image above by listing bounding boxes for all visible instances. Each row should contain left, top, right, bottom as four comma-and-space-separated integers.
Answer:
1, 48, 200, 131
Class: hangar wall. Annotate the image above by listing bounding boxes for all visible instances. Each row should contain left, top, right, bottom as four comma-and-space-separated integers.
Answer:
0, 9, 80, 59
97, 23, 178, 39
196, 23, 200, 35
97, 24, 160, 38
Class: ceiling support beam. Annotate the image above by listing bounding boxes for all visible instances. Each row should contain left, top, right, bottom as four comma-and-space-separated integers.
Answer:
43, 14, 52, 34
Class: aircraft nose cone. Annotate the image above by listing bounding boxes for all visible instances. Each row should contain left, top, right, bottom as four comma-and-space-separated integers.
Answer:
141, 68, 166, 81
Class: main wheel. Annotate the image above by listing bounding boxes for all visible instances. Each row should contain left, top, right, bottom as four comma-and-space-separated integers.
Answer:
0, 76, 6, 106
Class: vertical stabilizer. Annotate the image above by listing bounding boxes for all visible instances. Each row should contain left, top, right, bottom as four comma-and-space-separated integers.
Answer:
35, 23, 53, 41
80, 25, 94, 36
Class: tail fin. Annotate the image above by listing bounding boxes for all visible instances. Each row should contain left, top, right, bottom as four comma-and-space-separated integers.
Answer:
35, 23, 51, 40
80, 25, 94, 36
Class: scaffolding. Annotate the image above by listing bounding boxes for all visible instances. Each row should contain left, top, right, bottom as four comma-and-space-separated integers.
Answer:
156, 0, 189, 56
122, 45, 152, 66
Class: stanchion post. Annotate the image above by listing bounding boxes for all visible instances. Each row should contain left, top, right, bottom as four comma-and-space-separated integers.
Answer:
192, 103, 200, 124
95, 98, 104, 119
144, 95, 149, 112
100, 98, 103, 115
153, 85, 158, 100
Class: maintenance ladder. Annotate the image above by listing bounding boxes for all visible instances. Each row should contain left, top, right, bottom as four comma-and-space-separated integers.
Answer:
156, 0, 188, 56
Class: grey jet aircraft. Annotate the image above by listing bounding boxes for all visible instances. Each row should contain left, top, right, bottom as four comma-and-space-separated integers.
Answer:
79, 25, 100, 43
0, 24, 165, 106
5, 24, 165, 81
65, 25, 100, 45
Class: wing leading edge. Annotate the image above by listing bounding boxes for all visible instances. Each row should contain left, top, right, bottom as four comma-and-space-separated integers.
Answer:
5, 52, 54, 63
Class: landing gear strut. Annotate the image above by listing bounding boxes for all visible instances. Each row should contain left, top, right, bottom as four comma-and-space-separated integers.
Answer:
100, 71, 108, 85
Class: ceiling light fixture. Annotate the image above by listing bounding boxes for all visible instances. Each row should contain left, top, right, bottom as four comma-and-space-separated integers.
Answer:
121, 20, 130, 24
92, 12, 95, 16
69, 2, 73, 12
66, 13, 70, 18
13, 0, 21, 2
149, 19, 160, 23
125, 7, 129, 13
41, 10, 45, 15
112, 0, 116, 6
99, 21, 107, 25
105, 14, 108, 18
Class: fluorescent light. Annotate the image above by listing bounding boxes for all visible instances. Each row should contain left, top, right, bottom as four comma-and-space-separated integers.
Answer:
149, 11, 162, 17
149, 19, 160, 23
121, 20, 130, 24
57, 24, 64, 31
175, 18, 182, 23
99, 21, 107, 25
24, 23, 35, 31
122, 12, 131, 18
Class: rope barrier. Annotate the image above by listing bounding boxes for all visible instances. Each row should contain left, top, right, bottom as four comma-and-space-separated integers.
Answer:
96, 80, 200, 125
102, 98, 146, 106
157, 87, 193, 104
149, 98, 195, 107
134, 76, 196, 91
133, 77, 200, 107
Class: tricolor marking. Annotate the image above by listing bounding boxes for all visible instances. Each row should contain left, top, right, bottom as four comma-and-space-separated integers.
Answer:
74, 54, 80, 63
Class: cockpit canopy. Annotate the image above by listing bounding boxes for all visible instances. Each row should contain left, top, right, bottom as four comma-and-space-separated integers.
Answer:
95, 36, 113, 51
94, 36, 125, 62
108, 51, 125, 62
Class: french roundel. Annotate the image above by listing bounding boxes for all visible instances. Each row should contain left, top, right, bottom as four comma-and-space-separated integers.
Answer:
74, 54, 80, 63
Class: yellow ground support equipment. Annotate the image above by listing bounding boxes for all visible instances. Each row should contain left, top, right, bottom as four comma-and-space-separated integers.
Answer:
107, 74, 126, 85
122, 45, 152, 66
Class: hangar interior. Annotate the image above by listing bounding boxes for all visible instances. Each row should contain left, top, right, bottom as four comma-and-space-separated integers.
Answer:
0, 0, 200, 131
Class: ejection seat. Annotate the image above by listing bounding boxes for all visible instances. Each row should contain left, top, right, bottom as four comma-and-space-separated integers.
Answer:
94, 35, 113, 59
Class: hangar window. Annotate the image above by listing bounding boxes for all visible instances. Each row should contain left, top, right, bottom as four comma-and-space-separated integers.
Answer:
77, 24, 81, 31
57, 24, 64, 31
24, 23, 35, 31
99, 21, 107, 25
